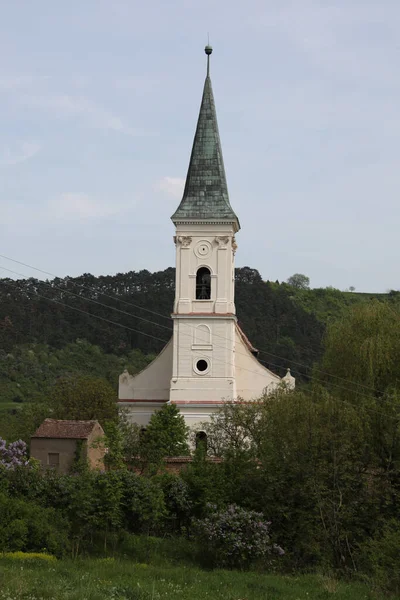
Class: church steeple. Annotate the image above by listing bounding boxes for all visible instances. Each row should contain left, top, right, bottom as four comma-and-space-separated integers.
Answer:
171, 46, 240, 231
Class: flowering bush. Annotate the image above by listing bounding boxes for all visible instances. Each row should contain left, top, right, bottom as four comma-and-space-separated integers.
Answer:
0, 438, 29, 470
193, 504, 284, 569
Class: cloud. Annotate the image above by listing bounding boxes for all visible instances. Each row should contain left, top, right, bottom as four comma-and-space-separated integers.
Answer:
0, 142, 41, 167
249, 2, 400, 84
0, 75, 48, 90
49, 193, 116, 220
156, 177, 185, 199
20, 94, 144, 135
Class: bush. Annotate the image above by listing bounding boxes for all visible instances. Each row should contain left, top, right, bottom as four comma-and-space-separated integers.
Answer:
156, 473, 192, 533
193, 504, 283, 569
120, 471, 166, 535
358, 519, 400, 594
0, 493, 69, 556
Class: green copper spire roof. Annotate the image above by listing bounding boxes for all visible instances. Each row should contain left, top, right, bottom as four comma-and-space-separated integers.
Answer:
171, 46, 240, 230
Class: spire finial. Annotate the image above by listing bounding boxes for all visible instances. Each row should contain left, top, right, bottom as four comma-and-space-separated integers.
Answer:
205, 42, 213, 77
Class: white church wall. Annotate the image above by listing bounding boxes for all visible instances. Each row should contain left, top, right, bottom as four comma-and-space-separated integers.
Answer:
234, 327, 281, 400
118, 339, 173, 401
170, 316, 236, 403
117, 402, 166, 427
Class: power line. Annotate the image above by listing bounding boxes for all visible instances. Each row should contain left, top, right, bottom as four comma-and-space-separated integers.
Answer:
0, 253, 325, 355
0, 255, 388, 396
0, 265, 173, 335
0, 276, 169, 346
2, 275, 399, 423
0, 254, 174, 324
0, 263, 343, 395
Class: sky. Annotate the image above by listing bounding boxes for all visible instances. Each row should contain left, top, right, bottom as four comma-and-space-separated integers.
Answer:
1, 0, 400, 292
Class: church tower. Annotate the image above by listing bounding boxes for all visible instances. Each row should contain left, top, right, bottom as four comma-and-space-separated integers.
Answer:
118, 47, 294, 429
170, 45, 240, 404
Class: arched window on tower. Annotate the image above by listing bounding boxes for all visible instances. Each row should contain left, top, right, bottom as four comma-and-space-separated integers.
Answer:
196, 267, 211, 300
195, 431, 208, 452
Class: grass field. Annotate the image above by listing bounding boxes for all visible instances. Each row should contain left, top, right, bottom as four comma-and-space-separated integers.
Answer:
0, 556, 384, 600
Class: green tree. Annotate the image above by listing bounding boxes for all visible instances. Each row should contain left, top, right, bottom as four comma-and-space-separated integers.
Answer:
287, 273, 310, 289
321, 300, 400, 396
140, 404, 190, 467
50, 375, 118, 425
199, 390, 372, 570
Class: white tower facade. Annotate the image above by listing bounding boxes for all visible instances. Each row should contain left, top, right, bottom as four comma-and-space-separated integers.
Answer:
170, 225, 238, 404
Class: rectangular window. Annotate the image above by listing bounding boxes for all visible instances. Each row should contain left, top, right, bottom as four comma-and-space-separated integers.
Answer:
48, 453, 60, 467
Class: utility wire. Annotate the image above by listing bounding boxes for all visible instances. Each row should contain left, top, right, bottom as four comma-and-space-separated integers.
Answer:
0, 254, 389, 396
0, 265, 173, 334
1, 275, 399, 423
0, 263, 366, 397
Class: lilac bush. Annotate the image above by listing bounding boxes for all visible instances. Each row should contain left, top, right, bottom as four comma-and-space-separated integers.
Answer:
193, 504, 284, 569
0, 438, 29, 470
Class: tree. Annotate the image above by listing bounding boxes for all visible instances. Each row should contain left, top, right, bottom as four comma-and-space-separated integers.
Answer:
198, 389, 372, 570
321, 300, 400, 396
50, 375, 118, 425
287, 273, 310, 289
140, 403, 190, 466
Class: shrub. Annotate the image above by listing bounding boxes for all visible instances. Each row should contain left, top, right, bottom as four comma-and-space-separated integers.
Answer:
0, 493, 69, 556
358, 519, 400, 594
0, 438, 29, 469
156, 473, 192, 533
120, 472, 166, 534
193, 504, 283, 569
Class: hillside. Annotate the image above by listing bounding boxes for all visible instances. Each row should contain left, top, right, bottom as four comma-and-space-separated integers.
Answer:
1, 266, 398, 420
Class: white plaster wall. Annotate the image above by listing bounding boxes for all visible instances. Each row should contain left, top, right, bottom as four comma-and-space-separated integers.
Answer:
174, 223, 236, 315
117, 402, 166, 427
234, 327, 281, 400
174, 404, 225, 429
170, 316, 236, 403
118, 340, 173, 401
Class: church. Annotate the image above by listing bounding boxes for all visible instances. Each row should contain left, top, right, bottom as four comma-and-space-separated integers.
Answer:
118, 46, 295, 429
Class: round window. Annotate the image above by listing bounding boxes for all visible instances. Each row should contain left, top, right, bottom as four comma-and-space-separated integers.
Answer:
195, 240, 212, 258
195, 359, 209, 373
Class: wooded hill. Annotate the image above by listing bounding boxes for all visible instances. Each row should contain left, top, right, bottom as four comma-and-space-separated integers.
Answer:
0, 266, 398, 413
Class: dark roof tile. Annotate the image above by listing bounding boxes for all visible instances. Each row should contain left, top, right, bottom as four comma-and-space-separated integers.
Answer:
171, 69, 239, 229
32, 419, 102, 439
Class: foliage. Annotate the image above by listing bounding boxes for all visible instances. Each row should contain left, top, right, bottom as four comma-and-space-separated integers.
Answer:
155, 473, 192, 533
286, 273, 310, 289
0, 492, 69, 556
193, 503, 282, 569
49, 375, 118, 425
101, 420, 127, 471
139, 403, 190, 468
198, 390, 373, 570
0, 341, 152, 440
358, 519, 400, 595
321, 300, 400, 396
119, 471, 166, 535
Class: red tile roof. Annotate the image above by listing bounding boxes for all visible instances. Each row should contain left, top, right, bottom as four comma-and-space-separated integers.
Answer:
32, 419, 102, 439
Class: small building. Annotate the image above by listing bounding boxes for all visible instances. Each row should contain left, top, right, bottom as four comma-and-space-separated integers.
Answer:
31, 419, 106, 473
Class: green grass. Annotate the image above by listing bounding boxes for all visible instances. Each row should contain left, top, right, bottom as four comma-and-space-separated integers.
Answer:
0, 557, 384, 600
